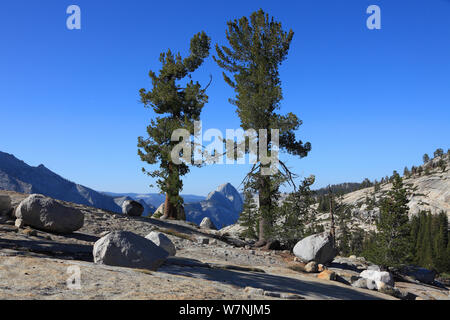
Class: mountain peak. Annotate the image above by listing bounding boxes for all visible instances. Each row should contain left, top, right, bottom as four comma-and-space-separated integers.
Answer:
215, 182, 243, 213
216, 182, 235, 193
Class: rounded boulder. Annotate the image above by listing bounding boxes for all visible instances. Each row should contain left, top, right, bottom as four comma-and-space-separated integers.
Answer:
15, 194, 84, 234
293, 233, 337, 265
93, 231, 169, 270
360, 270, 394, 288
145, 231, 176, 256
122, 200, 144, 217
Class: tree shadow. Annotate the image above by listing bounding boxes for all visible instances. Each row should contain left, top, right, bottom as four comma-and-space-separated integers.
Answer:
159, 262, 387, 300
0, 237, 93, 262
328, 261, 361, 273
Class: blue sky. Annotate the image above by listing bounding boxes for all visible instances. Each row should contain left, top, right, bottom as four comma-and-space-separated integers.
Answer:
1, 0, 449, 196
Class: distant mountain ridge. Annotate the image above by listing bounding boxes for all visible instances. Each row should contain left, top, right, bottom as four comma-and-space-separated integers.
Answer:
0, 151, 240, 225
0, 151, 122, 213
102, 191, 205, 208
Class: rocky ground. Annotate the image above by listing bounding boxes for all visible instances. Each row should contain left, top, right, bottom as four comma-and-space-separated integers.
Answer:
0, 190, 448, 300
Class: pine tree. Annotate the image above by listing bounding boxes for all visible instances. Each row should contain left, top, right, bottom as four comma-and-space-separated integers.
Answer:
419, 214, 434, 268
318, 195, 330, 212
423, 154, 430, 164
374, 182, 381, 192
138, 32, 211, 220
336, 202, 352, 256
275, 175, 317, 249
238, 181, 259, 239
434, 148, 444, 158
438, 159, 446, 172
403, 166, 410, 178
350, 228, 365, 256
214, 9, 311, 244
432, 212, 448, 272
417, 166, 423, 176
371, 173, 412, 268
413, 211, 427, 265
410, 214, 421, 261
362, 231, 379, 261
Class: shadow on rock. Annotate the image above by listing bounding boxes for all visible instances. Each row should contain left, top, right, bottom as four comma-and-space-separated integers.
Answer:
159, 263, 387, 300
0, 238, 93, 262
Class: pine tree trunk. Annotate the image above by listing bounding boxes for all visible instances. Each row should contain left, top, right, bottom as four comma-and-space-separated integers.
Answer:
162, 163, 178, 220
257, 174, 271, 245
162, 193, 177, 220
258, 216, 267, 243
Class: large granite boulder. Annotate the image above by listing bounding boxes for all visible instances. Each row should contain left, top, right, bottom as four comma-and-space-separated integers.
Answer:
200, 217, 217, 230
359, 270, 394, 289
14, 194, 84, 234
293, 233, 337, 264
0, 195, 12, 216
400, 266, 436, 284
93, 231, 169, 271
145, 231, 176, 256
122, 200, 144, 217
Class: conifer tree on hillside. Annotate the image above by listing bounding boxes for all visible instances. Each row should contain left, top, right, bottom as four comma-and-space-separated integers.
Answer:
417, 166, 423, 176
317, 195, 330, 213
411, 211, 449, 273
349, 228, 365, 256
434, 148, 444, 158
423, 154, 430, 164
275, 175, 317, 249
214, 9, 311, 244
432, 211, 448, 272
438, 159, 446, 172
335, 199, 352, 256
367, 172, 412, 268
403, 166, 410, 178
238, 179, 259, 239
374, 182, 381, 192
418, 213, 434, 268
138, 32, 211, 220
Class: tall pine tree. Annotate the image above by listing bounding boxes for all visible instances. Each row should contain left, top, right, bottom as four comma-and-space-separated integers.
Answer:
369, 173, 412, 268
214, 9, 311, 244
238, 177, 259, 239
138, 32, 210, 220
